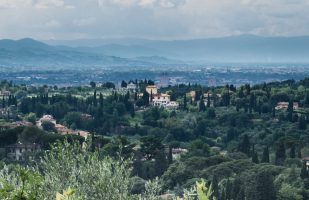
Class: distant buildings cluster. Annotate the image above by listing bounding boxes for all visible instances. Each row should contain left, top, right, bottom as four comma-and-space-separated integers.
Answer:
36, 115, 89, 138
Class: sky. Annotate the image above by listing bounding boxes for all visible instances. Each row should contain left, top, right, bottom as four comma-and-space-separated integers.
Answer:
0, 0, 309, 40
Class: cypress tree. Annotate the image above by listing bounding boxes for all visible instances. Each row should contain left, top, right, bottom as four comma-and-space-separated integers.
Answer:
154, 150, 168, 177
252, 151, 259, 164
237, 187, 245, 200
239, 134, 250, 156
287, 100, 293, 122
207, 93, 211, 107
183, 95, 187, 111
212, 175, 219, 200
168, 146, 173, 164
297, 147, 302, 158
134, 92, 138, 101
299, 115, 307, 130
261, 146, 270, 163
99, 93, 104, 107
93, 90, 97, 107
232, 178, 242, 200
249, 93, 255, 113
256, 170, 276, 200
300, 161, 309, 179
272, 107, 276, 118
225, 179, 232, 200
142, 91, 149, 106
275, 141, 286, 165
2, 96, 5, 108
290, 145, 296, 158
150, 90, 153, 103
199, 98, 206, 112
121, 80, 127, 88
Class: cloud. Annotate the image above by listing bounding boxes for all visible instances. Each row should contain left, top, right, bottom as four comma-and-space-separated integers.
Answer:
0, 0, 31, 8
0, 0, 309, 40
34, 0, 66, 9
98, 0, 185, 8
73, 18, 96, 27
45, 20, 61, 28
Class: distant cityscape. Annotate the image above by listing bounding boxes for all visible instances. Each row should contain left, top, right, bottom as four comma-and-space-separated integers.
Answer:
1, 65, 309, 87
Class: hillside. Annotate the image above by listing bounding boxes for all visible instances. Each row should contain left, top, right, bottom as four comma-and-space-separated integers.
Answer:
47, 35, 309, 63
0, 38, 181, 68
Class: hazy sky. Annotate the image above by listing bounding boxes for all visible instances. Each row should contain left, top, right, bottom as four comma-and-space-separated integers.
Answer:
1, 0, 309, 40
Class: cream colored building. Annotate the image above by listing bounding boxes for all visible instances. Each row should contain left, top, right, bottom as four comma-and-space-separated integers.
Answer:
146, 85, 158, 95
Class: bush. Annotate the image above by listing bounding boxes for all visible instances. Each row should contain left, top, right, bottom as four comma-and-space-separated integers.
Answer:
0, 140, 139, 200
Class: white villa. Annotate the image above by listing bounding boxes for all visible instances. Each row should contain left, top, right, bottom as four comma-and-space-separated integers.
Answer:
275, 102, 299, 110
127, 82, 137, 91
152, 93, 179, 109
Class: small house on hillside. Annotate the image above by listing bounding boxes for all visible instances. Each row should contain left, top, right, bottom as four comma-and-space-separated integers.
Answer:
36, 115, 56, 128
127, 83, 137, 91
6, 143, 41, 161
0, 90, 11, 97
275, 102, 299, 110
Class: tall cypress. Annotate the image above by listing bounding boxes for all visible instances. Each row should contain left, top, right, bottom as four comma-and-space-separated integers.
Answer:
275, 141, 286, 165
300, 161, 309, 179
99, 93, 104, 107
290, 145, 296, 158
199, 98, 206, 112
93, 90, 97, 107
256, 170, 276, 200
252, 151, 259, 164
183, 95, 187, 111
299, 115, 307, 130
212, 175, 219, 200
2, 96, 5, 108
261, 146, 270, 163
287, 100, 293, 122
239, 134, 250, 156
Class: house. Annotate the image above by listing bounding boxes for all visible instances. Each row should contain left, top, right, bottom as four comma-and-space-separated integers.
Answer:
75, 130, 90, 139
146, 85, 158, 95
151, 93, 179, 109
55, 124, 72, 134
202, 92, 221, 107
127, 82, 137, 91
0, 90, 11, 97
152, 93, 170, 105
275, 102, 299, 110
187, 91, 196, 101
10, 121, 33, 128
6, 143, 41, 161
36, 115, 56, 128
152, 93, 171, 107
166, 101, 179, 109
55, 124, 89, 139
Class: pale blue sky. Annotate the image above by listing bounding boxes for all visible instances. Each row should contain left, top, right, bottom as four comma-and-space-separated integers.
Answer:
0, 0, 309, 40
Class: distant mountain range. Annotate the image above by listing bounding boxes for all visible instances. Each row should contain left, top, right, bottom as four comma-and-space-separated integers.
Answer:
1, 35, 309, 69
46, 35, 309, 63
0, 38, 171, 68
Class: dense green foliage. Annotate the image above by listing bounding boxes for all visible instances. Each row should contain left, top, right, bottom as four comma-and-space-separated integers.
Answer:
0, 78, 309, 199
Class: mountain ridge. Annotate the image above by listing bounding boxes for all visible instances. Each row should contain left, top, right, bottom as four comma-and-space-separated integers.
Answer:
1, 35, 309, 67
